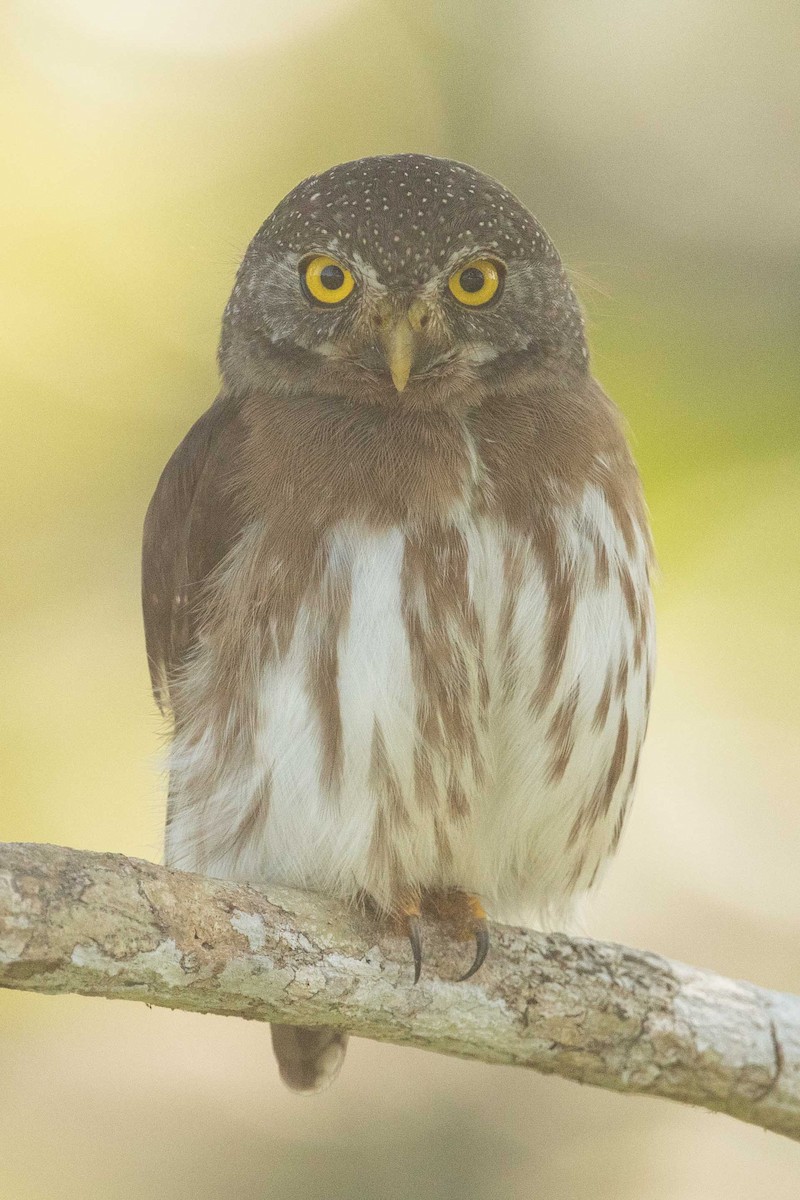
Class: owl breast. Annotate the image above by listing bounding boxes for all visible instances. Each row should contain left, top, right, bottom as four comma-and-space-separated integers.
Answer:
166, 482, 653, 923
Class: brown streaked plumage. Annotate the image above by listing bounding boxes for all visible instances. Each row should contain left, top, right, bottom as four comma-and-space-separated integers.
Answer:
142, 154, 654, 1094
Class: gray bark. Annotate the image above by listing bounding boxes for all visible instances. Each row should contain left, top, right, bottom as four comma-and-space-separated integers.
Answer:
1, 841, 798, 1140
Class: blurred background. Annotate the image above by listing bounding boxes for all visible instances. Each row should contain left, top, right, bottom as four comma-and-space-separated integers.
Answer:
1, 0, 799, 1196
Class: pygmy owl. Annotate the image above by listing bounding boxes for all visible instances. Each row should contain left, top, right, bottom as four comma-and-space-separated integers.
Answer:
142, 154, 654, 1093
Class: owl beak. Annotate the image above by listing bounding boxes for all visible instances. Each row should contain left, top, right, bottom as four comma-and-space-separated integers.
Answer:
381, 300, 431, 392
384, 318, 414, 392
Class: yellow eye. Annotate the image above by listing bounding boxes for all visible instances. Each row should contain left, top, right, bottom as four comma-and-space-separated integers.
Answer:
301, 255, 355, 304
447, 258, 502, 307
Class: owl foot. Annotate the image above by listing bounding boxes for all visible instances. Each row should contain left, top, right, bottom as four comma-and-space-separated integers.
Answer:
399, 899, 423, 985
426, 890, 490, 980
393, 893, 489, 983
456, 894, 490, 981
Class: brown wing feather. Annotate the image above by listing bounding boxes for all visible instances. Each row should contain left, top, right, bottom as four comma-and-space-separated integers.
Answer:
141, 393, 244, 713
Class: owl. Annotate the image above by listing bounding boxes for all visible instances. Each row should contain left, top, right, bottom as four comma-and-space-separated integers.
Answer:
142, 154, 654, 1094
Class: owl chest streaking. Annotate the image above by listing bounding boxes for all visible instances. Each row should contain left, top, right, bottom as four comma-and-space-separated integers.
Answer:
142, 154, 653, 1093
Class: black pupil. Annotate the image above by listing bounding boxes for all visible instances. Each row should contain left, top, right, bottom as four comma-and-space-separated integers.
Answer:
320, 264, 345, 290
459, 266, 485, 293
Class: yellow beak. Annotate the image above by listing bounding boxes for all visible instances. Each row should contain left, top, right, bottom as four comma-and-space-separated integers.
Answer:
384, 318, 414, 392
380, 299, 432, 392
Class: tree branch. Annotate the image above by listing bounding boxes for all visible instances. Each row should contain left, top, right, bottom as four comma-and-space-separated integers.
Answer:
1, 841, 798, 1140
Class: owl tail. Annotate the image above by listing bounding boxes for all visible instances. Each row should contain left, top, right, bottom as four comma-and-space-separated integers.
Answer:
270, 1023, 349, 1094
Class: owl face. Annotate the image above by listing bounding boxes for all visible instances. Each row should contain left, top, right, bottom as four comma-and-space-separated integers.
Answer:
220, 155, 587, 408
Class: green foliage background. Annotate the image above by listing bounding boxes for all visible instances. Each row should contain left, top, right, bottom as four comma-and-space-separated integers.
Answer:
1, 2, 798, 1196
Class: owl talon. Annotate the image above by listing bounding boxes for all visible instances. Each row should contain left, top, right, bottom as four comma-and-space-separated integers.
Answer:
458, 918, 490, 981
406, 914, 423, 984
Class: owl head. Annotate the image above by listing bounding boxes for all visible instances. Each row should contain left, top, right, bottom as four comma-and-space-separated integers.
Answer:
219, 154, 587, 409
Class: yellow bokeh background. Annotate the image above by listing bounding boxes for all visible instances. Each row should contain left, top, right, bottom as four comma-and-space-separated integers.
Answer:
1, 2, 799, 1196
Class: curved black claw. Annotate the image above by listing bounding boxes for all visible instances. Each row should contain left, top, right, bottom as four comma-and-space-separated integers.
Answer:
407, 914, 423, 985
458, 918, 490, 981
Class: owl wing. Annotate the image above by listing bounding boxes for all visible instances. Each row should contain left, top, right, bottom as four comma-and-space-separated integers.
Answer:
141, 393, 245, 714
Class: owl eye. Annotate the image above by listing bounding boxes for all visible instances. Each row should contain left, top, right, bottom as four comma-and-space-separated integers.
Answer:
447, 258, 503, 307
301, 255, 355, 305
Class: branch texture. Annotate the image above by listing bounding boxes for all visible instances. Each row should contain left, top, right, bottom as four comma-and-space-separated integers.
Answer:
1, 842, 799, 1140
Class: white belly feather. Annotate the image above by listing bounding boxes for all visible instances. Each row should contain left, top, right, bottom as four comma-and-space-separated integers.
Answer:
166, 483, 653, 923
